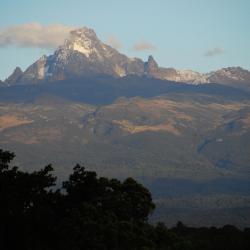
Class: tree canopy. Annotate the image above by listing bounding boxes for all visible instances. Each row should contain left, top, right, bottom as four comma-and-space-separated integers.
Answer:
0, 149, 249, 250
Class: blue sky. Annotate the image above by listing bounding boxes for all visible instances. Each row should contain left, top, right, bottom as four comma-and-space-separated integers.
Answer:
0, 0, 249, 80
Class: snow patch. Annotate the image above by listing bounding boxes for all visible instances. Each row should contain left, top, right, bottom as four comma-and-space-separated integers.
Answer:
73, 43, 91, 57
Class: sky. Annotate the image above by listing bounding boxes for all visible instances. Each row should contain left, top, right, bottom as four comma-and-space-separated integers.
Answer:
0, 0, 250, 80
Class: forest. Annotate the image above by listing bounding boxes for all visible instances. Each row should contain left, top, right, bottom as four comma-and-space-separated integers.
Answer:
0, 149, 249, 250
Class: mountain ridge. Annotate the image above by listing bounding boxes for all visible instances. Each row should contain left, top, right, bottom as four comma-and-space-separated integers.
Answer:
2, 26, 250, 91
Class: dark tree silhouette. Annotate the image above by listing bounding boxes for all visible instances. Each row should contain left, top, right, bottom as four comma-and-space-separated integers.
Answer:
0, 149, 249, 250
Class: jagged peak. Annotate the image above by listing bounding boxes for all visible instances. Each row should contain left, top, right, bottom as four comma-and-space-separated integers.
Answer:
11, 66, 23, 75
38, 55, 47, 61
147, 55, 158, 67
59, 27, 101, 58
69, 27, 97, 39
66, 27, 100, 48
13, 66, 23, 74
144, 55, 158, 74
5, 66, 23, 84
5, 25, 249, 86
209, 66, 249, 74
221, 66, 250, 73
148, 55, 157, 63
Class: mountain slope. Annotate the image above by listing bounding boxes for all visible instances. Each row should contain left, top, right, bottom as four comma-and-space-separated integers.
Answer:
1, 92, 250, 180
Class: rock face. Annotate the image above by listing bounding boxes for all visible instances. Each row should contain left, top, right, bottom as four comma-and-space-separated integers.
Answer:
13, 27, 145, 83
206, 67, 250, 91
144, 55, 159, 74
207, 67, 250, 83
5, 67, 23, 85
143, 55, 207, 84
143, 55, 250, 89
143, 55, 177, 81
4, 26, 250, 90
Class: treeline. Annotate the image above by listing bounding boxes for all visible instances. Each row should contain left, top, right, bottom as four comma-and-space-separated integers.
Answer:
0, 149, 249, 250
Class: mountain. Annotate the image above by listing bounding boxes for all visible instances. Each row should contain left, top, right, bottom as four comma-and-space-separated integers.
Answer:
144, 56, 250, 89
10, 27, 145, 83
1, 26, 250, 227
206, 67, 250, 91
2, 26, 250, 91
5, 66, 23, 85
144, 55, 208, 84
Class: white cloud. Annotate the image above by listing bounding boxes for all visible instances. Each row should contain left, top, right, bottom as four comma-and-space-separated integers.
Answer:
133, 41, 156, 51
106, 35, 122, 50
0, 23, 75, 48
204, 47, 225, 57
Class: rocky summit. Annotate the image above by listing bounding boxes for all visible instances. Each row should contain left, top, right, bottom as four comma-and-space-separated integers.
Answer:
6, 27, 145, 83
2, 26, 250, 92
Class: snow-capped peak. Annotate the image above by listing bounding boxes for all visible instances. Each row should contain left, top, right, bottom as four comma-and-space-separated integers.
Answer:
62, 27, 100, 58
6, 26, 250, 89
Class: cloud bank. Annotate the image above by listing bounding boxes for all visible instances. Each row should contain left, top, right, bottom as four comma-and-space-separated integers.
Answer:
0, 23, 75, 49
205, 47, 225, 57
133, 41, 156, 51
106, 35, 122, 50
